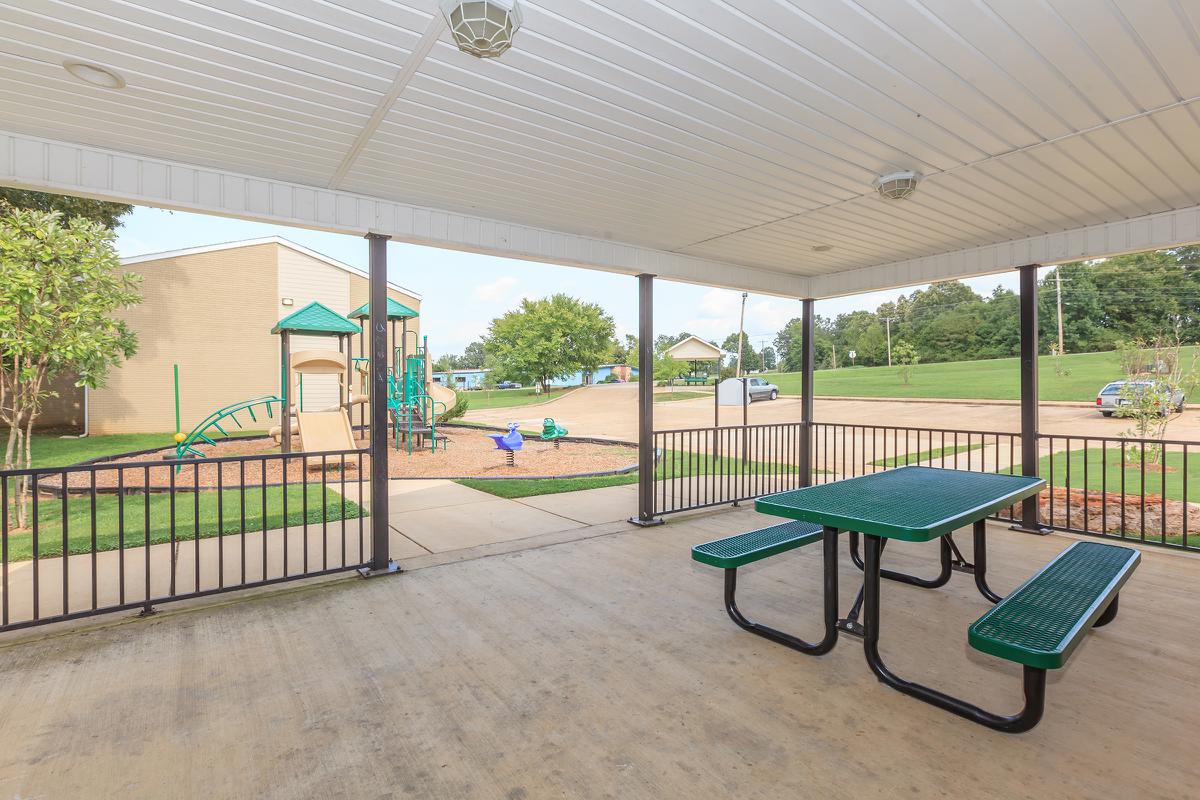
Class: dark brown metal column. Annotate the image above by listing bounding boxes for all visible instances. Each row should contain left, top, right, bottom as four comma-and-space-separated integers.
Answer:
799, 298, 815, 487
630, 273, 663, 526
1014, 263, 1049, 534
360, 233, 400, 575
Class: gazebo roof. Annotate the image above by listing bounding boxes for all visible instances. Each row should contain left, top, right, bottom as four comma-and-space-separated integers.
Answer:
666, 335, 726, 362
4, 3, 1200, 299
272, 301, 361, 336
347, 298, 419, 321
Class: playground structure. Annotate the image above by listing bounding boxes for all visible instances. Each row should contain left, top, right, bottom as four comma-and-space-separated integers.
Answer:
348, 298, 446, 454
171, 297, 450, 462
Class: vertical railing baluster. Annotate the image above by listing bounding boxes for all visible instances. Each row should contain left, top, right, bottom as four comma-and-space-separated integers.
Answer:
143, 466, 151, 614
90, 470, 98, 611
321, 454, 329, 572
1, 476, 8, 627
193, 461, 201, 593
217, 461, 225, 590
240, 460, 247, 587
32, 474, 39, 621
302, 454, 310, 575
61, 471, 69, 617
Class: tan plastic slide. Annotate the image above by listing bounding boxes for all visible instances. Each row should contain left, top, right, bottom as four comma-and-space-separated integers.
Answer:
295, 410, 359, 456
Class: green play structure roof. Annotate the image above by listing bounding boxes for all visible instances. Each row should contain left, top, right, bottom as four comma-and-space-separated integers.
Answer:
347, 297, 419, 320
272, 301, 362, 335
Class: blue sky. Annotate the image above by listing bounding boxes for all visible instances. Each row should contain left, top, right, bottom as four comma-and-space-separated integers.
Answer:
116, 206, 1022, 356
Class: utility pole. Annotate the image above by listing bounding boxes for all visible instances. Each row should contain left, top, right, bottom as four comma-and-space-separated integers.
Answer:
884, 317, 895, 367
1055, 269, 1065, 354
831, 341, 837, 370
735, 292, 748, 378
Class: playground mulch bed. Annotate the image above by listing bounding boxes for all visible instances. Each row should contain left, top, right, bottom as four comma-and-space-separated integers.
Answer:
49, 429, 637, 492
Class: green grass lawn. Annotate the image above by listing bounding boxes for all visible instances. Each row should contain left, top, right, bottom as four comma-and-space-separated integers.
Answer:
762, 348, 1192, 402
459, 446, 823, 499
1025, 445, 1198, 502
869, 442, 984, 468
655, 391, 711, 403
4, 431, 268, 470
460, 386, 579, 410
3, 484, 363, 561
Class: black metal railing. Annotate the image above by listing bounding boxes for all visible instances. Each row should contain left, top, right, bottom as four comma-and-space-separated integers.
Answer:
0, 448, 368, 632
653, 420, 1200, 554
1040, 432, 1197, 550
653, 422, 809, 515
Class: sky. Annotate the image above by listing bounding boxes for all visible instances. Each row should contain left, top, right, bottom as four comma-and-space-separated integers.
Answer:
116, 206, 1024, 357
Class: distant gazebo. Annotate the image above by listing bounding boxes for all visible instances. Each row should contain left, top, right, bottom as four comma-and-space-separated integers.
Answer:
666, 335, 726, 384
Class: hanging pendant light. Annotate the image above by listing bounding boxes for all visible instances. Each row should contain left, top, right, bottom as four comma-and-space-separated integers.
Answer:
440, 0, 523, 59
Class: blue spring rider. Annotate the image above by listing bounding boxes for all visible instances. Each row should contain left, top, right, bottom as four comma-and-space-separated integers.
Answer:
487, 422, 524, 467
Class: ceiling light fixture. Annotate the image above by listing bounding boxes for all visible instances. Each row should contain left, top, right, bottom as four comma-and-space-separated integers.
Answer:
873, 170, 921, 201
63, 61, 126, 89
440, 0, 523, 59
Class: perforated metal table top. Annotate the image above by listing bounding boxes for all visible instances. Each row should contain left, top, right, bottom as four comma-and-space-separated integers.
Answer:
755, 466, 1045, 542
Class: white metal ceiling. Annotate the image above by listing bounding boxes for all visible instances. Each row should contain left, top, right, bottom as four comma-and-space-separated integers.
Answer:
1, 0, 1199, 296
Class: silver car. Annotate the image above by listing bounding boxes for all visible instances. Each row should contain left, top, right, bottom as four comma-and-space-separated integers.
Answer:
746, 377, 779, 401
1096, 380, 1185, 417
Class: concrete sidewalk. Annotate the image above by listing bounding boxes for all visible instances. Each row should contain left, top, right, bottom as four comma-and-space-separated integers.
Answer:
385, 479, 638, 554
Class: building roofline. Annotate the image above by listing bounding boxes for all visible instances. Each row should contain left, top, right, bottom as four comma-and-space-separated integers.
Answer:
120, 236, 421, 298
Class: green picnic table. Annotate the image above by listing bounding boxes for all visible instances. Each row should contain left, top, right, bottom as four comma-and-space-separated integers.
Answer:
691, 465, 1140, 732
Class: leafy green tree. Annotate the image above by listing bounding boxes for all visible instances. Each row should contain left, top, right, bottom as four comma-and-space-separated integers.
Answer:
459, 340, 487, 369
892, 340, 919, 385
721, 333, 758, 374
485, 294, 615, 391
432, 353, 460, 373
0, 188, 132, 228
1, 205, 141, 527
761, 346, 777, 371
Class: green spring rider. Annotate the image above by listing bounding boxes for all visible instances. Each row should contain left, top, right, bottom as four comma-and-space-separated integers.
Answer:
541, 417, 568, 449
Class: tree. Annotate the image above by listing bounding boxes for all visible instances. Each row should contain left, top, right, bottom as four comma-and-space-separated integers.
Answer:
0, 188, 132, 229
1, 205, 141, 527
459, 341, 487, 369
721, 333, 758, 374
485, 294, 615, 390
1113, 329, 1198, 464
761, 346, 777, 371
892, 340, 919, 385
432, 353, 460, 373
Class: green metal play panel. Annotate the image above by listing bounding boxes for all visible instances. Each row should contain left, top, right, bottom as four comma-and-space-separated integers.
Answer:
347, 297, 419, 320
969, 541, 1139, 669
272, 301, 362, 335
755, 466, 1044, 542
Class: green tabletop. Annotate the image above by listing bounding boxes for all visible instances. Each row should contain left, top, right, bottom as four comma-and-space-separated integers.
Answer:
755, 466, 1045, 542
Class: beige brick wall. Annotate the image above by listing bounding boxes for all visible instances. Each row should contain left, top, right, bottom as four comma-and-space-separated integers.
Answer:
89, 244, 281, 434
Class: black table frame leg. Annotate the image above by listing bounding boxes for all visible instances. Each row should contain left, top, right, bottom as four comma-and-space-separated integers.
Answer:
971, 520, 1003, 604
724, 526, 839, 656
861, 533, 1046, 733
848, 530, 952, 588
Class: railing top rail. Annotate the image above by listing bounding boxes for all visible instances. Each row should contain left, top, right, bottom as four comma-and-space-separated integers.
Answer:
1037, 432, 1200, 447
0, 446, 366, 478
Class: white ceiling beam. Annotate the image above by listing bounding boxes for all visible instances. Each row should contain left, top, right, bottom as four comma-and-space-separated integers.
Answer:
810, 203, 1200, 299
327, 11, 446, 189
0, 130, 808, 298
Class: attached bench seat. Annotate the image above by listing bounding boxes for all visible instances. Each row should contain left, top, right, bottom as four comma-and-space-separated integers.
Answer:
692, 520, 837, 655
970, 540, 1140, 670
692, 520, 824, 569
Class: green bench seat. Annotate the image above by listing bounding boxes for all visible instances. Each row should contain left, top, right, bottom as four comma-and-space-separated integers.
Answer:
969, 541, 1139, 670
692, 520, 824, 569
681, 375, 710, 385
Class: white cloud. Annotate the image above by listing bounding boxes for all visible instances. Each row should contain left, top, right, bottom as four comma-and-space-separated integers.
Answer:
473, 275, 519, 302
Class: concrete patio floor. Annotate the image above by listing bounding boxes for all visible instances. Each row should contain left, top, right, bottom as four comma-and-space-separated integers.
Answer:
0, 508, 1194, 799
